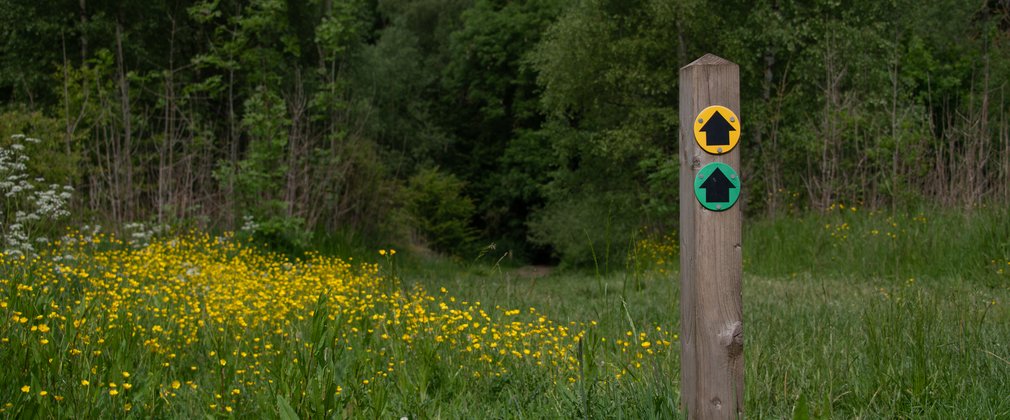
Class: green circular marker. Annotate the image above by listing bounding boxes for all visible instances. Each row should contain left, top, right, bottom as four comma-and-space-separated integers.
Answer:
693, 162, 740, 211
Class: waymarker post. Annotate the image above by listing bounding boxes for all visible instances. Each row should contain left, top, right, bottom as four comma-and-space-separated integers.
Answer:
678, 53, 744, 419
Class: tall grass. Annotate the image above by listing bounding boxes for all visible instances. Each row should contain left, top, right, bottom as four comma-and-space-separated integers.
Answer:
745, 206, 1010, 284
745, 274, 1009, 417
406, 251, 1010, 417
2, 206, 1008, 417
740, 206, 1010, 416
410, 207, 1010, 417
0, 232, 678, 418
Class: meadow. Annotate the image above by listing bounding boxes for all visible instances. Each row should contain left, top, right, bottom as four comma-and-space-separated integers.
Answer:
3, 0, 1008, 417
1, 207, 1009, 418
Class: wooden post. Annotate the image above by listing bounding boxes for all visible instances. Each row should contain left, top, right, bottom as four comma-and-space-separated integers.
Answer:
679, 54, 744, 418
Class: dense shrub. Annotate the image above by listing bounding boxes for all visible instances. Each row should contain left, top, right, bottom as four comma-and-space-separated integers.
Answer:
403, 168, 478, 256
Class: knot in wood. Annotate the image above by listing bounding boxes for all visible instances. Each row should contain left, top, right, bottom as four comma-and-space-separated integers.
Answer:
718, 321, 743, 359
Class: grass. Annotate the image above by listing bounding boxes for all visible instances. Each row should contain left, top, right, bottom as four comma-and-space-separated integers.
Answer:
404, 257, 1010, 417
745, 205, 1010, 284
399, 205, 1010, 417
0, 232, 677, 418
1, 207, 1009, 417
745, 274, 1009, 417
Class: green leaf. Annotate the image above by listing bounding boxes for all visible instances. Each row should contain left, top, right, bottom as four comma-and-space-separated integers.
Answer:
792, 394, 810, 420
277, 395, 300, 420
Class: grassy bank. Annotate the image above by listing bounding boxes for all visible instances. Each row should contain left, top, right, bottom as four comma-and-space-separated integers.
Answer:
404, 262, 1010, 417
0, 233, 677, 418
745, 206, 1010, 284
745, 273, 1008, 417
398, 206, 1010, 416
2, 206, 1008, 417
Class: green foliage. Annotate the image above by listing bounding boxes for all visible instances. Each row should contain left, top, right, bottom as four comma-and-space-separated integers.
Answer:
217, 87, 308, 251
528, 191, 639, 270
481, 129, 555, 260
432, 0, 563, 259
527, 0, 682, 265
402, 168, 478, 256
626, 229, 678, 277
2, 0, 1010, 264
353, 25, 449, 173
234, 87, 290, 200
0, 1, 69, 105
314, 1, 366, 61
0, 135, 73, 256
0, 109, 78, 185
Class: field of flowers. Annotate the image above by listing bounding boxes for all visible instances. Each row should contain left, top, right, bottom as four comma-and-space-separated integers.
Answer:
0, 231, 676, 417
3, 206, 1008, 417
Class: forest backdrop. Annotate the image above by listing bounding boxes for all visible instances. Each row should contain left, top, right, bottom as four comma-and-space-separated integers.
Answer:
2, 0, 1009, 265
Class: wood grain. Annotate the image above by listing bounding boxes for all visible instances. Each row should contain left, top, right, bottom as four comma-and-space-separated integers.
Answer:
678, 53, 744, 419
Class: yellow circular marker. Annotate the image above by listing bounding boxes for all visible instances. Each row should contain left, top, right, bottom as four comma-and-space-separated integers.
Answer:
693, 105, 740, 154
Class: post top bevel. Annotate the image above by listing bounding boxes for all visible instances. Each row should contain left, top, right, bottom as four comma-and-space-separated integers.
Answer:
681, 53, 736, 70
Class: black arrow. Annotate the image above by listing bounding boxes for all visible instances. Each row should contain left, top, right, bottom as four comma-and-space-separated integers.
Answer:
700, 111, 735, 146
700, 167, 736, 203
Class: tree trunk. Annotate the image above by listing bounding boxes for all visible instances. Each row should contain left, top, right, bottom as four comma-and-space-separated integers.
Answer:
115, 20, 134, 222
159, 16, 178, 225
61, 33, 74, 157
79, 0, 88, 61
889, 27, 901, 211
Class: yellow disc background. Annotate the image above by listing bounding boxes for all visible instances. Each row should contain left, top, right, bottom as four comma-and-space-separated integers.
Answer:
692, 105, 740, 154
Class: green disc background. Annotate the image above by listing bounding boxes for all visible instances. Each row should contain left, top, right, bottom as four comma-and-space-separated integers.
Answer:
693, 162, 740, 211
